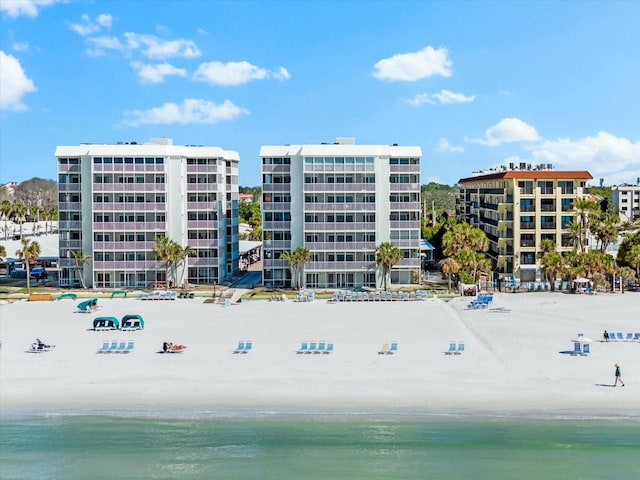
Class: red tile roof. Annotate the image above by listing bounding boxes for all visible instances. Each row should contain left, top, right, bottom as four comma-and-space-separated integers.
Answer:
458, 170, 593, 183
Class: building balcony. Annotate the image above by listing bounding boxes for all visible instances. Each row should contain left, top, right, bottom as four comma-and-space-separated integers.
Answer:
60, 239, 83, 249
262, 184, 291, 192
304, 222, 376, 231
303, 183, 375, 192
58, 164, 80, 173
540, 204, 556, 212
58, 183, 82, 192
541, 222, 556, 230
187, 202, 216, 210
520, 205, 536, 212
186, 165, 218, 173
93, 203, 164, 211
304, 241, 376, 251
390, 220, 420, 229
186, 220, 219, 229
58, 202, 82, 211
93, 241, 155, 250
58, 220, 83, 229
93, 222, 166, 231
263, 221, 291, 230
262, 239, 291, 249
520, 239, 536, 247
389, 164, 420, 173
93, 260, 164, 269
188, 238, 219, 248
303, 203, 375, 212
306, 260, 375, 271
390, 202, 420, 211
263, 202, 292, 211
389, 183, 420, 192
262, 164, 291, 173
520, 222, 535, 230
92, 183, 166, 192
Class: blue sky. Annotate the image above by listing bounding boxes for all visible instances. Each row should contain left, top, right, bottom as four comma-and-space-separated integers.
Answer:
1, 0, 639, 188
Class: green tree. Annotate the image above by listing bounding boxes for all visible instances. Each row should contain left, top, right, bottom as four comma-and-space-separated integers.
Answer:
153, 236, 181, 289
15, 238, 41, 293
1, 199, 11, 240
439, 257, 460, 293
12, 202, 26, 238
0, 244, 6, 258
537, 239, 564, 290
616, 232, 640, 280
574, 198, 599, 250
70, 249, 91, 289
376, 242, 401, 291
282, 247, 311, 289
177, 244, 194, 288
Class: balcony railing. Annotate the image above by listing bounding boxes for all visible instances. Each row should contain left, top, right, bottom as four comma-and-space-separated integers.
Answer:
520, 205, 535, 212
520, 222, 535, 230
541, 222, 556, 230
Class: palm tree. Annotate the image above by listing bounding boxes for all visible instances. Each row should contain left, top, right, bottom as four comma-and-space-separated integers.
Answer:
12, 202, 26, 239
15, 238, 41, 294
616, 266, 636, 293
177, 244, 194, 288
1, 200, 11, 240
30, 205, 41, 236
281, 247, 311, 289
574, 198, 598, 250
440, 257, 460, 293
537, 239, 563, 290
70, 249, 91, 289
376, 242, 401, 291
0, 244, 6, 259
153, 236, 181, 289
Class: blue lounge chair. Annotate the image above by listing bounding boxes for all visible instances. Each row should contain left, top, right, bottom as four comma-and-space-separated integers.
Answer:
241, 341, 253, 354
97, 341, 110, 353
572, 342, 582, 356
324, 343, 334, 354
233, 341, 245, 354
634, 333, 640, 342
306, 342, 317, 354
616, 332, 624, 341
455, 342, 465, 355
625, 333, 633, 341
378, 342, 390, 355
115, 341, 127, 353
296, 342, 308, 354
445, 341, 456, 355
122, 341, 135, 354
315, 342, 326, 354
386, 342, 398, 355
106, 340, 119, 353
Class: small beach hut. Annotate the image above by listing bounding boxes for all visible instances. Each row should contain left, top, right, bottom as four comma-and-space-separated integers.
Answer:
92, 316, 120, 330
570, 336, 593, 355
121, 314, 144, 330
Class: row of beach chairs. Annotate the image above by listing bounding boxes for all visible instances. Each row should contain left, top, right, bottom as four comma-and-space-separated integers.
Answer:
378, 342, 398, 355
329, 290, 428, 303
96, 340, 135, 354
607, 332, 640, 342
468, 293, 494, 309
138, 291, 176, 300
445, 341, 465, 355
295, 290, 316, 302
232, 341, 253, 354
296, 341, 334, 354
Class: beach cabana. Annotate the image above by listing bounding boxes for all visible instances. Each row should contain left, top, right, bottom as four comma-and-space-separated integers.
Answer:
77, 298, 99, 313
121, 314, 144, 330
92, 316, 119, 330
570, 336, 593, 356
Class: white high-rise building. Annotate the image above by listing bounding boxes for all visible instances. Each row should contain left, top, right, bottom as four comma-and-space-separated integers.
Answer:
55, 138, 239, 288
261, 138, 422, 289
612, 184, 640, 223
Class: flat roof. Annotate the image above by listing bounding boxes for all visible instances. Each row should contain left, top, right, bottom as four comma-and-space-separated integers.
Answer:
260, 144, 421, 157
458, 170, 593, 183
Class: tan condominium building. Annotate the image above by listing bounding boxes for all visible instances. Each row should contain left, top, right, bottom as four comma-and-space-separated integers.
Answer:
457, 163, 593, 283
55, 138, 240, 289
261, 138, 422, 289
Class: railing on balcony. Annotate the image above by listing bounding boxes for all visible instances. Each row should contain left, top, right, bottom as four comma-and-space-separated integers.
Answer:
520, 205, 536, 212
93, 241, 155, 250
520, 222, 535, 229
540, 204, 556, 212
541, 222, 556, 230
520, 239, 536, 247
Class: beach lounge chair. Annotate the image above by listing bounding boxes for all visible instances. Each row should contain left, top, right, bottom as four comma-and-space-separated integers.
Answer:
386, 342, 398, 355
115, 341, 127, 353
241, 341, 253, 354
634, 333, 640, 342
378, 342, 390, 355
122, 341, 135, 354
581, 343, 590, 356
306, 342, 317, 354
572, 342, 582, 356
324, 343, 334, 354
233, 341, 245, 354
625, 333, 633, 341
445, 341, 457, 355
97, 341, 110, 354
106, 340, 119, 353
296, 342, 308, 354
616, 332, 624, 341
315, 342, 326, 354
455, 342, 465, 355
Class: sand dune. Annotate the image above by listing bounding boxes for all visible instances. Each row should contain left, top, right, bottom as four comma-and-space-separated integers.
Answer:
1, 292, 638, 417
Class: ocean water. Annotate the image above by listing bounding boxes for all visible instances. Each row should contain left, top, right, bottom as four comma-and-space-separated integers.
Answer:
1, 414, 639, 479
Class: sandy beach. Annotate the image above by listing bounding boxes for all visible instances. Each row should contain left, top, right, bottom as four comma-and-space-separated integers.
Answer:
0, 292, 638, 417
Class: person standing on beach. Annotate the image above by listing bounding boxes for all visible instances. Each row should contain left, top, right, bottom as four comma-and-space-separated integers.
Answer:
614, 363, 625, 387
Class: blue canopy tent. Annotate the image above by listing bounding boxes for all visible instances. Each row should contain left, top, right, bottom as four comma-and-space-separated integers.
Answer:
121, 314, 144, 330
93, 316, 120, 330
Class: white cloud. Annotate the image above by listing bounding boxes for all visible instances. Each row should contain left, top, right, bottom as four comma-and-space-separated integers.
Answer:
468, 117, 540, 146
0, 0, 64, 18
123, 98, 249, 126
123, 33, 201, 59
69, 13, 112, 36
0, 50, 37, 111
131, 62, 188, 84
87, 35, 127, 56
528, 132, 640, 177
406, 89, 474, 106
13, 41, 29, 51
436, 138, 464, 153
193, 61, 290, 86
373, 46, 452, 82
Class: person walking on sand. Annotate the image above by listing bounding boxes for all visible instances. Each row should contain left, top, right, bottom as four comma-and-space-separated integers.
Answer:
614, 363, 625, 387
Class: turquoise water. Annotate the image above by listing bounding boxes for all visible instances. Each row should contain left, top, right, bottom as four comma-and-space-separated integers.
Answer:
1, 415, 639, 479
